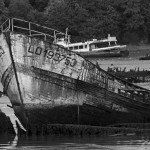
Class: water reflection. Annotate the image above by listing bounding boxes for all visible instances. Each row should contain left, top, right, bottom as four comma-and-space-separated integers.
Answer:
0, 134, 150, 150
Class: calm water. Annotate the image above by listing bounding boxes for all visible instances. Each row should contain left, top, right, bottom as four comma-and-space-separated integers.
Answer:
0, 134, 150, 150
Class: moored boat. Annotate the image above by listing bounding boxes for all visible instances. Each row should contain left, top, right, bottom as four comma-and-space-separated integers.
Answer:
0, 18, 150, 129
55, 32, 129, 58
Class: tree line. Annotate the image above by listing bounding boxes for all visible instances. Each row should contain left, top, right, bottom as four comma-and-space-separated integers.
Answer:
1, 0, 150, 44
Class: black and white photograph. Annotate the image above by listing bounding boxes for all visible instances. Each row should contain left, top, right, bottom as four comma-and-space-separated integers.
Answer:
0, 0, 150, 149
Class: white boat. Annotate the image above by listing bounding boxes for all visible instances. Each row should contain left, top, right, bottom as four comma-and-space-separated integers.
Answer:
54, 31, 129, 58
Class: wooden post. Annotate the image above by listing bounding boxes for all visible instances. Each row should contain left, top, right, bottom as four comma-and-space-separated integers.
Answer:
44, 34, 46, 41
11, 18, 13, 32
76, 77, 80, 125
78, 101, 80, 125
29, 22, 31, 36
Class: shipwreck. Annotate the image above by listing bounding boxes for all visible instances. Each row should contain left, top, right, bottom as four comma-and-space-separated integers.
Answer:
0, 18, 150, 129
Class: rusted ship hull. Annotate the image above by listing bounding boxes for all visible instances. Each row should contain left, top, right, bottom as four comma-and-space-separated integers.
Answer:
0, 18, 150, 129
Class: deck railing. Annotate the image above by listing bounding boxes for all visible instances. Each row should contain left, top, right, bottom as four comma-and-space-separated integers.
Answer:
0, 18, 65, 42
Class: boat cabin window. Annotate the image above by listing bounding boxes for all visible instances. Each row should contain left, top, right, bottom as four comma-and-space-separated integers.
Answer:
74, 46, 78, 50
69, 45, 86, 50
79, 45, 83, 49
110, 41, 116, 46
90, 44, 96, 49
69, 47, 73, 50
93, 42, 109, 48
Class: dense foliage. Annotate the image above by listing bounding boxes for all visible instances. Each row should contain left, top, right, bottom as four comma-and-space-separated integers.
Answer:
1, 0, 150, 44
